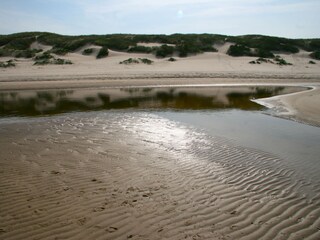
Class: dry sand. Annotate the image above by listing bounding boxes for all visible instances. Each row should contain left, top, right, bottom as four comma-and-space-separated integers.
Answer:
1, 43, 320, 239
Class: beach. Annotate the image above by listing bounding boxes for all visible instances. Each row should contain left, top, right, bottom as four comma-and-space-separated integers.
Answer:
1, 44, 320, 240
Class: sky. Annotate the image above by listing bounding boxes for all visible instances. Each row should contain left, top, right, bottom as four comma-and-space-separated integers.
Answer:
0, 0, 319, 38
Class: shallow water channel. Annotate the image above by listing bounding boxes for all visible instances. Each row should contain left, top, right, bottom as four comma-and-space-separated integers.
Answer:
0, 86, 305, 117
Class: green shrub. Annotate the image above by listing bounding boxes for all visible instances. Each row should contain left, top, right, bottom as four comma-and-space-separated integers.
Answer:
176, 42, 202, 57
128, 46, 153, 53
0, 60, 16, 68
249, 55, 292, 66
119, 58, 140, 64
119, 58, 153, 65
178, 51, 187, 58
63, 39, 90, 51
33, 59, 51, 65
11, 49, 39, 58
14, 51, 29, 58
257, 57, 269, 63
44, 38, 92, 54
168, 57, 176, 62
33, 53, 72, 65
200, 45, 218, 52
310, 51, 320, 60
309, 60, 316, 64
274, 55, 292, 65
53, 58, 72, 65
35, 52, 54, 61
34, 58, 72, 65
229, 35, 300, 53
96, 47, 109, 59
0, 48, 13, 57
94, 36, 133, 51
155, 45, 175, 58
50, 48, 68, 55
138, 58, 153, 64
256, 49, 274, 58
227, 44, 252, 56
5, 37, 36, 50
309, 40, 320, 51
249, 58, 274, 64
82, 48, 94, 55
281, 44, 299, 53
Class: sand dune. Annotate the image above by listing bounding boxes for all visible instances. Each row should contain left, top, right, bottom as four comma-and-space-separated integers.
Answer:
1, 43, 320, 82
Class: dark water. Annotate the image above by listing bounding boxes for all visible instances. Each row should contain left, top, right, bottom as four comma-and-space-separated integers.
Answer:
0, 86, 305, 117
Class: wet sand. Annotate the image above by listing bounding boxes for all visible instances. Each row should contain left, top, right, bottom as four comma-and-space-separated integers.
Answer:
254, 86, 320, 127
1, 112, 320, 240
1, 45, 320, 239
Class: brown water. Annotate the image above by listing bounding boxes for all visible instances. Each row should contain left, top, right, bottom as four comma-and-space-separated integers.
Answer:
0, 86, 305, 117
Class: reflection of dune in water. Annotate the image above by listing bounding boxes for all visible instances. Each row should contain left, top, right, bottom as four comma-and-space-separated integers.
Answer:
0, 112, 319, 239
0, 86, 306, 117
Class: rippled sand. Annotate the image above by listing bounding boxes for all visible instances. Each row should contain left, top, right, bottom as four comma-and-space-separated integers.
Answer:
1, 112, 320, 239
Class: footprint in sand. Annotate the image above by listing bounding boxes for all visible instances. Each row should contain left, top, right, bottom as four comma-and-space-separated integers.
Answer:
106, 226, 118, 233
93, 206, 105, 212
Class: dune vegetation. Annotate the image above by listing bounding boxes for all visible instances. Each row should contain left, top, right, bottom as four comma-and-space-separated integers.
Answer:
119, 58, 153, 65
0, 32, 319, 63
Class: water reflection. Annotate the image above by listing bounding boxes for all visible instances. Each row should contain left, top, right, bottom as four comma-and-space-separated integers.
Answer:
0, 86, 305, 117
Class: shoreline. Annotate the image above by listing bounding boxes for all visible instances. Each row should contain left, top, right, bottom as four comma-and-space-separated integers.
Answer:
1, 76, 319, 127
0, 75, 319, 90
254, 85, 320, 127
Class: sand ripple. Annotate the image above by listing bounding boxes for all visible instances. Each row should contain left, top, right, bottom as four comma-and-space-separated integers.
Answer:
0, 112, 319, 239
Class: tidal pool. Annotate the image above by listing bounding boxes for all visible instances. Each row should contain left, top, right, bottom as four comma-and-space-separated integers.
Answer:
0, 86, 305, 117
